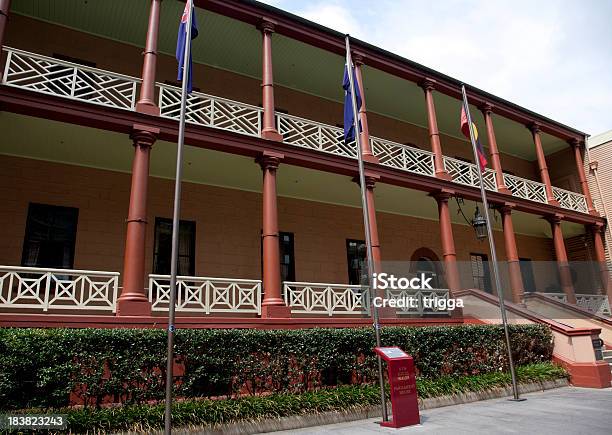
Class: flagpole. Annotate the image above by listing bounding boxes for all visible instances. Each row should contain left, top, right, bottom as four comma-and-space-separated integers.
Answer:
345, 35, 388, 422
460, 85, 521, 401
164, 1, 194, 433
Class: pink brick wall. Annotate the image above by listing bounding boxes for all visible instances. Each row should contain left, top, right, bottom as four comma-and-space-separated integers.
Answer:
0, 156, 555, 289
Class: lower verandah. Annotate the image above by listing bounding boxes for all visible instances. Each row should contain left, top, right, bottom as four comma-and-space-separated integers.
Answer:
0, 154, 564, 308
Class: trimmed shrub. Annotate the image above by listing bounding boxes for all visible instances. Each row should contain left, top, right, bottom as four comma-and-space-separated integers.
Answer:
0, 324, 553, 409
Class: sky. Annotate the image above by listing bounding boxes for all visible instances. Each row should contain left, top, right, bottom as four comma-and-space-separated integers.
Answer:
260, 0, 612, 135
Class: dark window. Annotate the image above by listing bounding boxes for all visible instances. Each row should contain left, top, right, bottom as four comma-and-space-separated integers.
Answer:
416, 256, 439, 288
153, 218, 196, 276
519, 258, 536, 293
470, 253, 491, 293
279, 232, 295, 282
346, 239, 367, 285
21, 203, 79, 269
260, 231, 295, 282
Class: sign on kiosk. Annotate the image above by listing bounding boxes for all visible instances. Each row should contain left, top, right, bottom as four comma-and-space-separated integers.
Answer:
374, 346, 420, 428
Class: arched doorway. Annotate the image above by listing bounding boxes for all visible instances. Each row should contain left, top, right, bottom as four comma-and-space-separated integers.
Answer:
410, 248, 442, 289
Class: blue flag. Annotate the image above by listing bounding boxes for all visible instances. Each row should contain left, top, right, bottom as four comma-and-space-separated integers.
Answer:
176, 1, 199, 94
342, 64, 362, 144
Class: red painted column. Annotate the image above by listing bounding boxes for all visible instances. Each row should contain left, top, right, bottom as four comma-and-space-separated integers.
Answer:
569, 139, 597, 215
481, 103, 510, 194
433, 191, 461, 291
356, 174, 394, 318
364, 175, 382, 275
547, 214, 576, 304
530, 123, 559, 206
499, 204, 525, 303
117, 2, 163, 316
117, 126, 158, 316
135, 0, 162, 116
258, 151, 291, 318
353, 53, 377, 163
590, 224, 612, 302
259, 19, 283, 142
420, 79, 450, 180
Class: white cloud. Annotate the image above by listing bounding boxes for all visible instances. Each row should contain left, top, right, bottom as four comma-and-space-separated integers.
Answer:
260, 0, 612, 134
295, 3, 360, 36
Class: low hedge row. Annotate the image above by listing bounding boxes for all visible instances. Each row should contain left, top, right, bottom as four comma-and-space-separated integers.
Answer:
0, 324, 553, 409
19, 363, 568, 433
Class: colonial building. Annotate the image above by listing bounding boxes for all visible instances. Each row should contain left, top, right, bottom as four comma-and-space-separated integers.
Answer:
0, 0, 610, 332
587, 131, 612, 265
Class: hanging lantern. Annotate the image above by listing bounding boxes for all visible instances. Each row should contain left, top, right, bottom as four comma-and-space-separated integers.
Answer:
472, 206, 487, 240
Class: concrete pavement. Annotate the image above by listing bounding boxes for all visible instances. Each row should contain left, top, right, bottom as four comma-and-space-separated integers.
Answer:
269, 387, 612, 434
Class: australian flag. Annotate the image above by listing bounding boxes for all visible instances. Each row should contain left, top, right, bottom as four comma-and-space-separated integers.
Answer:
176, 1, 199, 94
342, 64, 362, 144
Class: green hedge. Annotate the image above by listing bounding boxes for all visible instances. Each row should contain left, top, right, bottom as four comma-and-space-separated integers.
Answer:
0, 324, 553, 410
16, 363, 567, 433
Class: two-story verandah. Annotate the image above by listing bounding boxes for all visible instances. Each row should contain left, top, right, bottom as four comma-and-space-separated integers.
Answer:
0, 0, 610, 326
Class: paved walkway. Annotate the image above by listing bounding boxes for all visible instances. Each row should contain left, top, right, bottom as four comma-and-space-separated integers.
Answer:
271, 387, 612, 434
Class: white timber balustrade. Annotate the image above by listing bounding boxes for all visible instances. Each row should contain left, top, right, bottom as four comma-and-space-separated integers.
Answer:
576, 294, 611, 316
371, 137, 435, 176
553, 186, 588, 213
503, 173, 548, 204
2, 47, 139, 110
540, 292, 610, 316
276, 112, 357, 158
148, 275, 262, 314
0, 265, 119, 312
443, 156, 497, 191
283, 282, 370, 316
541, 292, 568, 303
384, 288, 451, 316
1, 47, 591, 215
158, 83, 262, 137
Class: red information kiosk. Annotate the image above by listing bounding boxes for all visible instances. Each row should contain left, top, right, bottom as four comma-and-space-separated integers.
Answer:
374, 346, 420, 428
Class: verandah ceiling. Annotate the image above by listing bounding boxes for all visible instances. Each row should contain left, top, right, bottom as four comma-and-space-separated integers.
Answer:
10, 0, 569, 160
0, 112, 584, 238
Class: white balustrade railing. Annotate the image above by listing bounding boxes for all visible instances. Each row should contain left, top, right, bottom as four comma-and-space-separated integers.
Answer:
444, 156, 497, 191
0, 265, 118, 312
576, 294, 611, 317
277, 112, 357, 158
553, 186, 588, 213
384, 288, 451, 316
148, 275, 261, 314
540, 292, 610, 316
371, 137, 435, 176
503, 173, 547, 204
2, 47, 139, 110
158, 83, 262, 137
283, 281, 369, 316
541, 292, 567, 302
1, 46, 590, 214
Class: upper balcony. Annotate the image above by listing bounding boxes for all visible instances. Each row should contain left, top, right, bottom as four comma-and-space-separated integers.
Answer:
0, 0, 593, 217
1, 46, 589, 214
